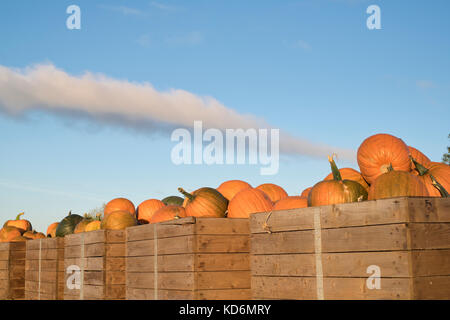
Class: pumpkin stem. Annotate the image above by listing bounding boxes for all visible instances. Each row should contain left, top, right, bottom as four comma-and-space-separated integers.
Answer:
410, 156, 429, 176
430, 174, 449, 198
15, 212, 24, 220
387, 164, 394, 172
178, 188, 194, 201
327, 155, 342, 181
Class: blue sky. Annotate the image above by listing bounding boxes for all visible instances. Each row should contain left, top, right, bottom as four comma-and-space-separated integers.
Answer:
0, 0, 449, 232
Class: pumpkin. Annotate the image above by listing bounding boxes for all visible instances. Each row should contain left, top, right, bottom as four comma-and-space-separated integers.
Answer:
101, 210, 137, 230
149, 205, 187, 224
74, 219, 93, 234
10, 235, 28, 242
300, 187, 312, 198
256, 183, 288, 202
0, 227, 22, 241
308, 156, 368, 207
273, 196, 308, 211
408, 146, 431, 173
178, 187, 228, 218
137, 199, 166, 224
161, 196, 184, 206
46, 223, 59, 238
55, 212, 83, 237
85, 220, 102, 232
368, 166, 429, 200
217, 180, 252, 201
23, 230, 46, 240
104, 198, 135, 218
324, 167, 369, 191
410, 158, 450, 197
227, 188, 273, 218
357, 133, 411, 184
3, 212, 32, 234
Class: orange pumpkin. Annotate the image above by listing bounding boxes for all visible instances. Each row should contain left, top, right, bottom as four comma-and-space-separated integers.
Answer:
3, 212, 32, 234
300, 187, 312, 198
46, 223, 59, 238
149, 206, 187, 224
256, 183, 288, 202
104, 198, 135, 218
10, 235, 28, 242
368, 166, 429, 200
178, 187, 228, 218
273, 196, 308, 211
137, 199, 166, 224
357, 133, 411, 184
101, 210, 137, 230
217, 180, 252, 201
228, 188, 273, 218
411, 158, 450, 197
0, 227, 22, 241
74, 219, 93, 234
408, 146, 431, 174
23, 230, 46, 240
85, 220, 102, 232
308, 156, 368, 207
324, 167, 369, 191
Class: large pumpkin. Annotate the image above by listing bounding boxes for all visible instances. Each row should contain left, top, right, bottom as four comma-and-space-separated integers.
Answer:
55, 212, 83, 237
228, 188, 273, 218
137, 199, 166, 224
3, 212, 32, 234
217, 180, 252, 201
0, 227, 22, 241
74, 218, 93, 234
46, 223, 59, 238
161, 196, 184, 206
10, 235, 28, 242
308, 156, 368, 207
273, 196, 308, 211
368, 166, 429, 200
23, 230, 46, 240
256, 183, 288, 202
324, 167, 369, 192
85, 220, 102, 232
101, 210, 137, 230
104, 198, 135, 218
300, 187, 312, 198
178, 187, 228, 218
357, 133, 411, 184
150, 206, 187, 224
410, 158, 450, 197
408, 146, 431, 173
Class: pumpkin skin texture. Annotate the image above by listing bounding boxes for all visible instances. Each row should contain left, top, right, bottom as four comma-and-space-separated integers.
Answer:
101, 210, 137, 230
357, 134, 411, 184
46, 223, 59, 238
273, 196, 308, 211
324, 168, 369, 192
74, 219, 93, 234
161, 196, 184, 206
217, 180, 252, 201
368, 170, 429, 200
55, 213, 83, 237
178, 187, 228, 218
411, 159, 450, 197
308, 156, 368, 207
104, 198, 136, 218
85, 220, 102, 232
256, 183, 288, 202
23, 230, 46, 240
228, 188, 273, 219
408, 146, 431, 174
137, 199, 166, 224
10, 235, 28, 242
300, 187, 312, 198
150, 206, 187, 224
0, 227, 22, 241
3, 212, 32, 234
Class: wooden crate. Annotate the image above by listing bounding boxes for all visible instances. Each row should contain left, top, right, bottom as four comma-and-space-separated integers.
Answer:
126, 217, 251, 300
25, 238, 65, 300
0, 241, 26, 300
250, 197, 450, 300
64, 230, 126, 300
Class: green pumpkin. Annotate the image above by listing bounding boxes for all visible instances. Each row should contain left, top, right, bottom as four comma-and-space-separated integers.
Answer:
55, 212, 83, 237
161, 196, 184, 206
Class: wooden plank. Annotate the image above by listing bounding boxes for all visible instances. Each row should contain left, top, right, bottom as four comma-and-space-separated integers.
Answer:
25, 270, 57, 282
413, 276, 450, 299
127, 221, 196, 242
127, 272, 194, 290
25, 248, 63, 260
409, 223, 450, 249
251, 230, 315, 255
196, 235, 249, 253
105, 284, 126, 299
411, 249, 450, 276
126, 288, 194, 300
196, 289, 251, 300
196, 271, 250, 289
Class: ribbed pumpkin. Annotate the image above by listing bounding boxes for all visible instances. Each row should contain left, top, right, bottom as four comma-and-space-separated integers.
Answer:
85, 220, 102, 232
308, 156, 368, 207
256, 183, 288, 202
357, 133, 411, 184
300, 187, 312, 198
161, 196, 184, 206
324, 167, 369, 192
55, 212, 83, 237
104, 198, 135, 218
3, 212, 32, 234
101, 210, 137, 230
410, 158, 450, 197
137, 199, 166, 224
46, 223, 59, 238
228, 188, 273, 218
408, 146, 431, 174
10, 235, 28, 242
273, 196, 308, 211
178, 187, 228, 218
23, 230, 46, 240
0, 227, 22, 241
149, 205, 187, 224
368, 166, 429, 200
217, 180, 252, 201
74, 218, 93, 234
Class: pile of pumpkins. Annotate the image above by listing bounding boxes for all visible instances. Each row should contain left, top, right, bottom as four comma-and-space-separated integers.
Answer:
1, 133, 449, 242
